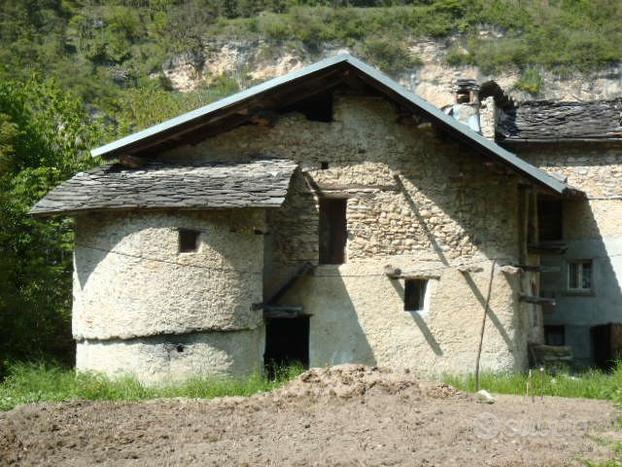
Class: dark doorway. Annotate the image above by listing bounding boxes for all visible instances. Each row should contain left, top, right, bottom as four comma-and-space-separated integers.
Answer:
538, 196, 563, 242
264, 316, 310, 376
591, 323, 622, 371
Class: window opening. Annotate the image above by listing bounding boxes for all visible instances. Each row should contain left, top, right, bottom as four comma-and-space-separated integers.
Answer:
568, 260, 592, 292
179, 229, 200, 253
319, 198, 347, 264
404, 279, 428, 311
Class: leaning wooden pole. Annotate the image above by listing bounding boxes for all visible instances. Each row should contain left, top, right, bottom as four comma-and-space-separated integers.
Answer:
475, 260, 497, 391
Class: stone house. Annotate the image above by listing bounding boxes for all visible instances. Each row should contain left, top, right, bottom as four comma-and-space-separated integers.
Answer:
33, 55, 581, 383
494, 98, 622, 369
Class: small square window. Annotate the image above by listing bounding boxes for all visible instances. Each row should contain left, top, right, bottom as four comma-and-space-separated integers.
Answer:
404, 279, 427, 311
567, 260, 592, 292
544, 325, 565, 346
178, 229, 200, 253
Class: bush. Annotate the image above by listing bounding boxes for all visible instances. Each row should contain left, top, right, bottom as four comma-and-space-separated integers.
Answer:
362, 37, 421, 74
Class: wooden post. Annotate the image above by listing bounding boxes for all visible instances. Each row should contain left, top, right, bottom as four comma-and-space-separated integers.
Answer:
475, 260, 497, 392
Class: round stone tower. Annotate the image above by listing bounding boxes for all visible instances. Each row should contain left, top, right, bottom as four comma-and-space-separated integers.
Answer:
72, 209, 266, 384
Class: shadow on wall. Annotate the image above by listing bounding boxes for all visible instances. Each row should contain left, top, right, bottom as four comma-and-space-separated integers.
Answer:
265, 130, 525, 368
541, 196, 622, 370
394, 174, 515, 351
277, 274, 377, 367
388, 279, 443, 356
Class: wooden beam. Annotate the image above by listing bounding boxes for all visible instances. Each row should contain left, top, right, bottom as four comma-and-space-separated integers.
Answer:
517, 265, 561, 273
263, 306, 306, 319
266, 262, 314, 305
527, 242, 568, 255
519, 294, 556, 306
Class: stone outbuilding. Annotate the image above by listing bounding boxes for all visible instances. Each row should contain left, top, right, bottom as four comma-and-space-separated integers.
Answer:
32, 55, 578, 383
495, 98, 622, 369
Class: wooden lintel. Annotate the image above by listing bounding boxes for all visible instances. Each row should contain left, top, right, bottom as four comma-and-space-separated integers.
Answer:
519, 294, 556, 306
384, 264, 441, 280
527, 242, 568, 255
263, 306, 306, 319
384, 264, 402, 279
517, 265, 561, 273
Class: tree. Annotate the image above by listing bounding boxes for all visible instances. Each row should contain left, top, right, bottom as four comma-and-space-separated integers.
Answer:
0, 76, 103, 376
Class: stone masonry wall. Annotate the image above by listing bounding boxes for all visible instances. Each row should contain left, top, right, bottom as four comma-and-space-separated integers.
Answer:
162, 95, 531, 374
73, 209, 266, 382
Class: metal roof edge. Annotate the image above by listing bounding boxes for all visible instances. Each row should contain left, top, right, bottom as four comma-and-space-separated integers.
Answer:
91, 54, 351, 158
342, 56, 569, 195
91, 53, 569, 194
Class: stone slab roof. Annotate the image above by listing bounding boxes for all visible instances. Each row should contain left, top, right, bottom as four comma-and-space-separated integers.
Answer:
497, 99, 622, 142
31, 158, 298, 216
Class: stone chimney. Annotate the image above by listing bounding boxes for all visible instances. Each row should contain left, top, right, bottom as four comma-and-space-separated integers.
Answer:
444, 79, 482, 134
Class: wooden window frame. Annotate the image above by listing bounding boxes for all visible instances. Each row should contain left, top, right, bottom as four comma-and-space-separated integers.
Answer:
566, 259, 593, 294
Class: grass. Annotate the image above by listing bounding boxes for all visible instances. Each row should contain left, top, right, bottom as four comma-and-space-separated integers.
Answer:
514, 67, 544, 95
444, 363, 622, 400
0, 361, 305, 412
445, 364, 622, 465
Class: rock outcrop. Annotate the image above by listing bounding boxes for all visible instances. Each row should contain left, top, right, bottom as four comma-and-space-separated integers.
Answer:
161, 34, 622, 106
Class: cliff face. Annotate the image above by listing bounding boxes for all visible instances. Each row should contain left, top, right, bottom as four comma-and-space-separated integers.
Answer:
163, 36, 622, 107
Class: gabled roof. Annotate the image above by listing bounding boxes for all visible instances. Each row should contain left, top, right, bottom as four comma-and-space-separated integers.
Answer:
31, 158, 297, 217
497, 99, 622, 143
92, 54, 570, 194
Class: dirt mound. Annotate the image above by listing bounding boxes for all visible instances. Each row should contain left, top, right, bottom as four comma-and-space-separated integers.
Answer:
274, 364, 462, 400
0, 366, 618, 466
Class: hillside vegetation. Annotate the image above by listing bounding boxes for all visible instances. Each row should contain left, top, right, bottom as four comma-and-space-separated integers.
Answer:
1, 0, 622, 372
3, 1, 622, 130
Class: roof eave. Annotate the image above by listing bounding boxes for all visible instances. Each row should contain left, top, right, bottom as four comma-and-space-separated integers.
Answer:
342, 56, 571, 195
90, 54, 571, 195
91, 54, 351, 159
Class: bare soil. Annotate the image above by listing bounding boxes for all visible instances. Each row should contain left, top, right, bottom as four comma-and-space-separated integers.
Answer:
0, 365, 619, 466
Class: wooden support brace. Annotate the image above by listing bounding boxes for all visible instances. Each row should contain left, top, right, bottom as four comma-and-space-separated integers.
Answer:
527, 243, 568, 255
499, 265, 521, 275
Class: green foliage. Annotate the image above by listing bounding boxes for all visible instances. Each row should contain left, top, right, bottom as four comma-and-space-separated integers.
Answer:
115, 75, 241, 134
0, 77, 103, 377
515, 67, 543, 95
0, 362, 305, 411
2, 0, 622, 121
362, 37, 421, 74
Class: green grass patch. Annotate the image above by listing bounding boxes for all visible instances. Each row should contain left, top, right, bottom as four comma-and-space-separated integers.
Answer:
444, 363, 622, 401
514, 67, 543, 95
0, 361, 304, 412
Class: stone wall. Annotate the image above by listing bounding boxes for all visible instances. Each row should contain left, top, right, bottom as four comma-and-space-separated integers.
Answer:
163, 95, 533, 375
518, 144, 622, 366
77, 329, 264, 384
73, 209, 266, 382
